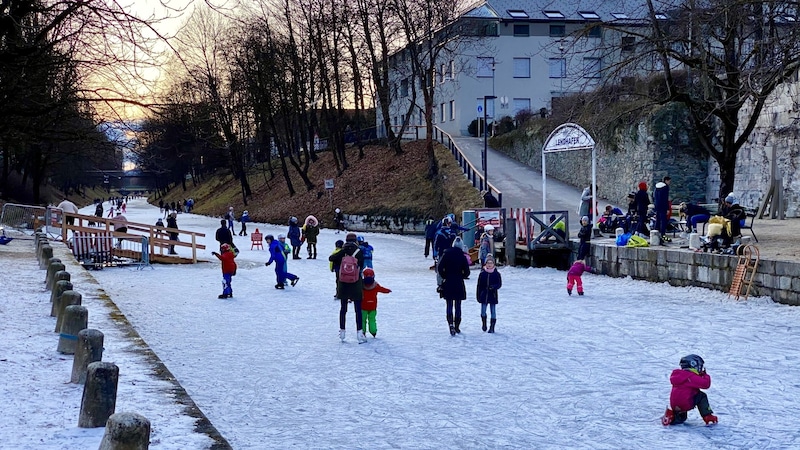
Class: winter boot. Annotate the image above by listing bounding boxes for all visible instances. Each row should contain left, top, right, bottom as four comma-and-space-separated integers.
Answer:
481, 315, 487, 332
339, 329, 346, 342
578, 291, 584, 296
488, 319, 496, 333
218, 294, 227, 299
291, 277, 299, 287
357, 330, 367, 343
448, 321, 456, 336
567, 288, 572, 296
454, 318, 461, 334
275, 284, 285, 289
661, 407, 674, 426
702, 414, 718, 425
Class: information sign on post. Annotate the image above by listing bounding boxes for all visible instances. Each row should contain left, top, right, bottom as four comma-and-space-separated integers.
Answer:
324, 179, 334, 209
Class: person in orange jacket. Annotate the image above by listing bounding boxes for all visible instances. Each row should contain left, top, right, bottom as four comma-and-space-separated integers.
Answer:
212, 243, 237, 299
361, 268, 391, 338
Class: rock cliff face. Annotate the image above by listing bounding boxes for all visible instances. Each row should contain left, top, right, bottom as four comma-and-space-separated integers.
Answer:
496, 82, 800, 217
719, 80, 800, 217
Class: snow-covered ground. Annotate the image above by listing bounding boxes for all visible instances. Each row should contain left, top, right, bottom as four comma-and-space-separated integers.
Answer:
4, 198, 800, 449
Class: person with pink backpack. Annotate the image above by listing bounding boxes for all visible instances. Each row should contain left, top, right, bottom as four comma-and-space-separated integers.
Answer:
329, 233, 366, 342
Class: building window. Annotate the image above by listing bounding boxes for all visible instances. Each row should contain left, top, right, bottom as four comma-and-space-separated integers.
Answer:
579, 11, 600, 20
543, 10, 564, 19
449, 60, 455, 80
513, 98, 531, 116
477, 57, 494, 77
513, 58, 530, 78
508, 10, 529, 19
583, 57, 601, 78
440, 64, 446, 83
588, 25, 602, 38
485, 22, 499, 36
449, 100, 455, 121
549, 58, 566, 78
611, 12, 629, 20
513, 24, 530, 37
400, 78, 408, 97
549, 24, 565, 37
622, 36, 636, 52
440, 103, 445, 123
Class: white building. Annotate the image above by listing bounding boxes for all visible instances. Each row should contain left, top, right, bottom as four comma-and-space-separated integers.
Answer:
377, 0, 651, 137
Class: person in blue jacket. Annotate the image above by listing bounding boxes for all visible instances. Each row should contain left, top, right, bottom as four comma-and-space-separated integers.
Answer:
238, 210, 250, 236
287, 216, 302, 259
265, 234, 298, 289
358, 236, 374, 269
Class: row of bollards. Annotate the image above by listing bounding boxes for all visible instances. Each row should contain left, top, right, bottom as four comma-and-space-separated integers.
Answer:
35, 232, 150, 449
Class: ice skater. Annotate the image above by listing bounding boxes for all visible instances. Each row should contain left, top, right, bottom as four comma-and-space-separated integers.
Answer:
662, 354, 718, 426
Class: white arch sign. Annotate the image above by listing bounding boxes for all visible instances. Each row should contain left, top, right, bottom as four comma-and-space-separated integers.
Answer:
541, 123, 597, 222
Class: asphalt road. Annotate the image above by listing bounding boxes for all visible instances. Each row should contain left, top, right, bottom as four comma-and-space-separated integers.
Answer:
450, 136, 614, 233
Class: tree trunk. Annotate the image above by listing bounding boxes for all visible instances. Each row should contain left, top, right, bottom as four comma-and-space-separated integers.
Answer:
717, 154, 737, 203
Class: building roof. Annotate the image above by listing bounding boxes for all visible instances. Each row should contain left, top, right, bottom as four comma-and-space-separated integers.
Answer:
462, 0, 655, 22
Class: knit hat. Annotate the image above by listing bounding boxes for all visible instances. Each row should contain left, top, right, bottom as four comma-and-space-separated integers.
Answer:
549, 214, 557, 222
335, 240, 344, 248
363, 268, 375, 287
725, 194, 737, 204
638, 181, 648, 191
346, 232, 358, 242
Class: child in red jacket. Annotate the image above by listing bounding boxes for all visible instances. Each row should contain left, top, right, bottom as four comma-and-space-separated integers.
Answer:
662, 354, 718, 426
212, 243, 237, 299
361, 268, 391, 338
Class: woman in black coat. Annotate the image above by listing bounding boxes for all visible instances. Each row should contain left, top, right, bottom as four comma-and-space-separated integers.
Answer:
477, 255, 502, 333
437, 239, 471, 336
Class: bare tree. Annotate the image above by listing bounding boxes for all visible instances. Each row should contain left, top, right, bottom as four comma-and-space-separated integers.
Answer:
593, 0, 800, 199
174, 6, 253, 203
390, 0, 466, 178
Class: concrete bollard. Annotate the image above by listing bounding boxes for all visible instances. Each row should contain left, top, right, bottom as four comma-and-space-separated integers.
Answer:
78, 362, 119, 428
54, 270, 71, 285
689, 233, 701, 250
55, 290, 82, 332
57, 305, 88, 354
50, 280, 73, 317
615, 227, 624, 238
71, 329, 104, 384
98, 412, 151, 450
45, 260, 65, 289
650, 230, 661, 247
37, 240, 50, 264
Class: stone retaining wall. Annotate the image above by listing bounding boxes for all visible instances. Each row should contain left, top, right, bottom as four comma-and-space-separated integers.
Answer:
587, 242, 800, 305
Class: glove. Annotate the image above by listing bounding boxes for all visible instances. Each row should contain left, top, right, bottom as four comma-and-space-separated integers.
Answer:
265, 262, 271, 267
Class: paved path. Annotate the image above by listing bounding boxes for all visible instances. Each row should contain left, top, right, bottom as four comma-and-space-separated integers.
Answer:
451, 136, 615, 232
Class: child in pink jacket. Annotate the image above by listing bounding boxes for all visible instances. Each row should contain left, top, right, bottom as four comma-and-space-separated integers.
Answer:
662, 354, 718, 426
566, 259, 592, 296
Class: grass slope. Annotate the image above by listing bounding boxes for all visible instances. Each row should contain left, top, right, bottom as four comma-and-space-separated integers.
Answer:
155, 141, 483, 228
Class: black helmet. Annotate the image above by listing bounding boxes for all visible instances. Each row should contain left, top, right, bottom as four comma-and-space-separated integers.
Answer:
679, 354, 705, 372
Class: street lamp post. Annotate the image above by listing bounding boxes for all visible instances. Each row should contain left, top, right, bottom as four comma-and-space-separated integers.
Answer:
483, 95, 497, 191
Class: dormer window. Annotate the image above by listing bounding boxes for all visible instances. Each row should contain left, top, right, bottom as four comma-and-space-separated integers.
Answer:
579, 11, 600, 20
543, 10, 565, 19
508, 10, 529, 19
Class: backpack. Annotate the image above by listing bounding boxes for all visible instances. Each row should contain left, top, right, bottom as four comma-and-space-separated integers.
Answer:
339, 248, 361, 283
626, 234, 649, 247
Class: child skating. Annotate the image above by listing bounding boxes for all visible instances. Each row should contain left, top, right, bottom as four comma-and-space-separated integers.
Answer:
662, 354, 718, 426
361, 268, 391, 338
212, 243, 237, 299
567, 258, 592, 296
476, 254, 502, 333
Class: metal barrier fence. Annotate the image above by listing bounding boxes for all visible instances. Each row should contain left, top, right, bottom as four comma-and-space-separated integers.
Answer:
71, 231, 150, 270
432, 127, 503, 205
46, 207, 63, 239
0, 203, 47, 236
